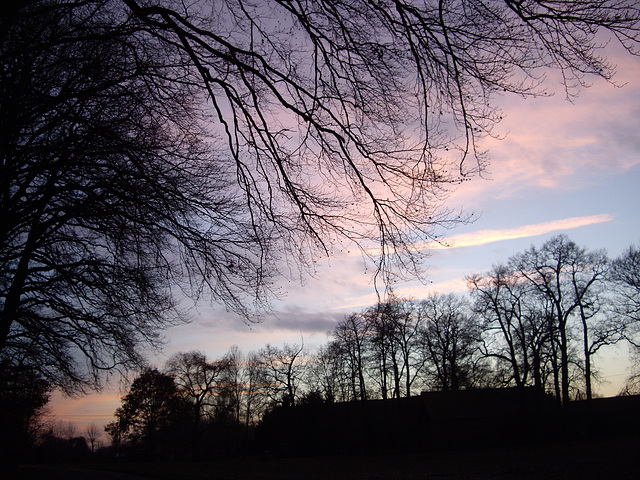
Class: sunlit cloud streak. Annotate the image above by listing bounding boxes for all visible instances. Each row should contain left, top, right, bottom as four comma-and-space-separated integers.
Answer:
361, 214, 613, 257
427, 214, 614, 249
331, 214, 613, 310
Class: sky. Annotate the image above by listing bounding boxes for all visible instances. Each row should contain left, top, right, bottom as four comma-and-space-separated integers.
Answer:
49, 40, 640, 438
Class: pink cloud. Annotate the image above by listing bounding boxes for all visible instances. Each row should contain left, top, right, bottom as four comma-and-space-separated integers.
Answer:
448, 49, 640, 205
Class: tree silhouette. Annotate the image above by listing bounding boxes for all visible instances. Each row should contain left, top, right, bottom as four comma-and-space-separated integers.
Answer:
469, 264, 554, 392
85, 423, 101, 454
418, 294, 484, 390
2, 1, 639, 392
611, 244, 640, 341
259, 342, 306, 407
165, 351, 226, 458
610, 244, 640, 393
1, 1, 272, 391
505, 235, 630, 403
0, 363, 50, 459
107, 369, 187, 456
332, 313, 371, 401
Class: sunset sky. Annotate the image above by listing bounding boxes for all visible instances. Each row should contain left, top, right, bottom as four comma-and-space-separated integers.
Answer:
51, 42, 640, 435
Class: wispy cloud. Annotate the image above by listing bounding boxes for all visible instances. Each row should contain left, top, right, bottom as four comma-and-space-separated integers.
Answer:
361, 215, 614, 257
330, 277, 470, 311
430, 214, 614, 249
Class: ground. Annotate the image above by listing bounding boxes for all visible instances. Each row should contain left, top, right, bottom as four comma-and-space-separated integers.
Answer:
11, 434, 639, 479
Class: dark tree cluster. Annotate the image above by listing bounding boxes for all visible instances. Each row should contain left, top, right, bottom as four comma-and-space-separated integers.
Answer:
0, 363, 51, 462
468, 235, 634, 404
32, 421, 93, 464
315, 292, 487, 403
106, 352, 271, 459
104, 236, 639, 458
311, 236, 639, 406
1, 0, 267, 393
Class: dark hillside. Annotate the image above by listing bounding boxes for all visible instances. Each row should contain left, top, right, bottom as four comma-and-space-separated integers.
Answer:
258, 389, 638, 456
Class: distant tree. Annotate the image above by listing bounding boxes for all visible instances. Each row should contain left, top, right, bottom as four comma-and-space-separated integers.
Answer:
610, 244, 640, 343
50, 420, 79, 442
511, 236, 623, 403
259, 342, 306, 407
36, 423, 90, 463
107, 369, 187, 456
243, 350, 269, 428
218, 346, 245, 425
0, 363, 51, 459
511, 236, 580, 405
568, 248, 623, 401
366, 302, 401, 399
365, 298, 425, 398
332, 313, 371, 401
308, 341, 350, 403
469, 264, 555, 393
388, 299, 426, 397
85, 423, 101, 454
165, 351, 225, 457
418, 294, 484, 391
469, 265, 530, 389
610, 243, 640, 393
3, 0, 640, 393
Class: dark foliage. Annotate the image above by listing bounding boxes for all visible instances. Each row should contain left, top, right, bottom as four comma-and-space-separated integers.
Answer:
32, 433, 91, 464
0, 362, 51, 462
106, 369, 190, 458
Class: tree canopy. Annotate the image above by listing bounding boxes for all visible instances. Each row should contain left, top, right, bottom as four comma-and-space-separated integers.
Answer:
1, 0, 639, 391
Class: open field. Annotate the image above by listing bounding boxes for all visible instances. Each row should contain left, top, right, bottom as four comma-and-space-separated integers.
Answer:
13, 435, 640, 480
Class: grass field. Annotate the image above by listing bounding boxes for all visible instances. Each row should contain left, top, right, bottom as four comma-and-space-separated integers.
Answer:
15, 434, 639, 480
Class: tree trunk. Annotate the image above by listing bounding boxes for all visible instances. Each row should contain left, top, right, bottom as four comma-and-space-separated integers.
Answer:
191, 403, 201, 460
579, 305, 593, 401
559, 318, 570, 406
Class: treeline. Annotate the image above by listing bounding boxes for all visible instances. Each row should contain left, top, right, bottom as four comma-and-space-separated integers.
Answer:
2, 235, 637, 460
101, 235, 639, 458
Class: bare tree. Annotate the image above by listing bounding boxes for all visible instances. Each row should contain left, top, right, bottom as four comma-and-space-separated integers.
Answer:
568, 248, 623, 401
0, 1, 274, 392
610, 243, 640, 393
389, 300, 427, 397
3, 0, 640, 392
365, 298, 425, 398
308, 341, 348, 403
117, 0, 640, 293
86, 423, 101, 454
509, 235, 626, 403
468, 264, 553, 392
243, 350, 269, 428
511, 236, 581, 405
332, 313, 371, 401
610, 244, 640, 343
165, 350, 227, 457
366, 302, 401, 399
418, 293, 484, 391
259, 341, 307, 407
50, 420, 79, 442
218, 346, 245, 425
